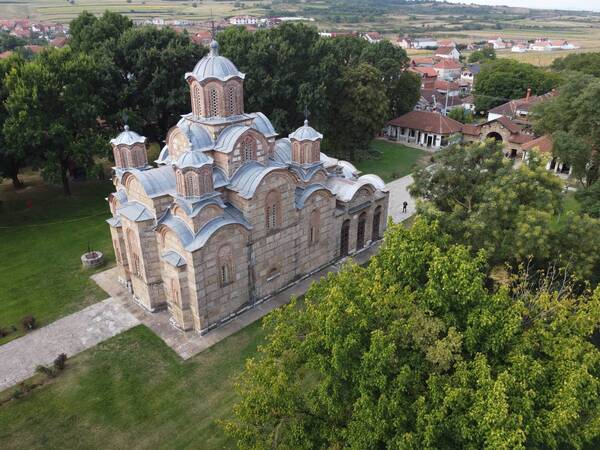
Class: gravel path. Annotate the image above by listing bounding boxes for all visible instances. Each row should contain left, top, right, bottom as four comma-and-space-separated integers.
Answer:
0, 298, 139, 392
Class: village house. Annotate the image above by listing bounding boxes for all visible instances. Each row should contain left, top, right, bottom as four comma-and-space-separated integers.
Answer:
412, 37, 438, 49
435, 46, 461, 60
437, 39, 457, 48
229, 15, 259, 26
386, 111, 462, 150
433, 59, 462, 80
460, 63, 480, 85
396, 37, 412, 49
408, 66, 438, 89
105, 39, 389, 335
521, 135, 571, 175
488, 37, 510, 50
462, 116, 534, 158
362, 32, 382, 44
487, 89, 557, 122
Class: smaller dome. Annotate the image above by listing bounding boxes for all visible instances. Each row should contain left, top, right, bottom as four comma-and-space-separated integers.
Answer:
186, 40, 245, 82
177, 118, 213, 150
289, 120, 323, 142
110, 125, 147, 146
173, 150, 213, 169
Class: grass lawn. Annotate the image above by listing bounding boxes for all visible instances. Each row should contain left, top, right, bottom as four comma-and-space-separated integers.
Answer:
0, 323, 265, 449
0, 175, 114, 343
354, 140, 430, 183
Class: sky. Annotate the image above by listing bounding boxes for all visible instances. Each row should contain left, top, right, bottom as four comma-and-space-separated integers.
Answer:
443, 0, 600, 12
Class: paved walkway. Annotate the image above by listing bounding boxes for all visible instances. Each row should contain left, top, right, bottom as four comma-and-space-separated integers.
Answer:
386, 174, 416, 222
0, 298, 139, 391
91, 244, 380, 360
0, 175, 417, 392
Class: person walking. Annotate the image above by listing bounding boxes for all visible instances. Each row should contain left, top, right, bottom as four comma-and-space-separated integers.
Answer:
402, 201, 408, 213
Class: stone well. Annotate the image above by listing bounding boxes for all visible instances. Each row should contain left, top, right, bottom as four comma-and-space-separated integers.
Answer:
81, 251, 104, 269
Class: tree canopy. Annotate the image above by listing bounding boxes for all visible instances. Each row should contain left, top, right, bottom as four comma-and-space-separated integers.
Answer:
533, 72, 600, 189
474, 59, 560, 112
552, 52, 600, 78
3, 47, 108, 195
410, 140, 600, 281
468, 46, 496, 63
223, 219, 600, 449
218, 24, 419, 159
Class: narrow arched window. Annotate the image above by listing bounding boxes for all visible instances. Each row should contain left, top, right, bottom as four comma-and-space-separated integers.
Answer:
265, 190, 281, 231
218, 245, 234, 287
184, 172, 196, 196
193, 83, 203, 116
309, 208, 320, 245
208, 87, 219, 117
227, 85, 237, 115
126, 229, 142, 276
241, 137, 255, 163
171, 279, 179, 303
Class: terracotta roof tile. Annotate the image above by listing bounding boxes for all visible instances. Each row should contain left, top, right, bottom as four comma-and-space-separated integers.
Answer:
522, 134, 553, 153
388, 111, 462, 135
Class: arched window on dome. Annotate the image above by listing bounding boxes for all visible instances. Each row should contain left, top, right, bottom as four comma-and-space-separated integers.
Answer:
313, 142, 320, 162
113, 147, 123, 167
265, 190, 281, 232
302, 142, 312, 164
192, 83, 203, 116
184, 171, 198, 197
227, 85, 237, 116
218, 245, 234, 287
309, 208, 320, 245
241, 137, 256, 163
176, 170, 185, 194
208, 87, 219, 117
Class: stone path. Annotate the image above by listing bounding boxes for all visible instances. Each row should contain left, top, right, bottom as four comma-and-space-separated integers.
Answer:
0, 298, 139, 392
91, 244, 380, 360
0, 174, 417, 392
386, 174, 416, 222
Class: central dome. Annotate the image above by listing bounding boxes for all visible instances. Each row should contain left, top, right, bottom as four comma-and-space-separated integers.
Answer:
186, 40, 245, 82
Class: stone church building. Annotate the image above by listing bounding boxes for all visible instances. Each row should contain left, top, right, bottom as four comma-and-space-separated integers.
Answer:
106, 40, 389, 334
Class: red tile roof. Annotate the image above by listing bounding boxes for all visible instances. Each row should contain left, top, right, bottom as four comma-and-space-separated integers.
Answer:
522, 134, 553, 153
434, 79, 459, 91
411, 56, 435, 66
388, 111, 463, 135
410, 66, 438, 77
433, 59, 461, 70
462, 124, 481, 136
435, 46, 456, 55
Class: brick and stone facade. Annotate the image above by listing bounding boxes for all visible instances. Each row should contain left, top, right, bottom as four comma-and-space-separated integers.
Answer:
106, 39, 389, 334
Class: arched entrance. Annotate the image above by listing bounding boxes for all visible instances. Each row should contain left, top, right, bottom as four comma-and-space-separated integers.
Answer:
340, 219, 350, 257
486, 132, 503, 142
372, 206, 382, 241
357, 212, 367, 250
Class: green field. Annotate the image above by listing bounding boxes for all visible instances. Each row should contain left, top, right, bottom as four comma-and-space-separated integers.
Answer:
0, 323, 265, 449
355, 140, 429, 183
0, 0, 268, 22
0, 175, 114, 343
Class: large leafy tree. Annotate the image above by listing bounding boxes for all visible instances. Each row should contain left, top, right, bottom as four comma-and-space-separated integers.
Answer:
0, 53, 26, 189
325, 63, 389, 160
114, 26, 206, 140
410, 141, 600, 280
552, 52, 600, 78
69, 10, 133, 54
474, 59, 560, 111
4, 48, 107, 195
533, 72, 600, 188
223, 220, 600, 449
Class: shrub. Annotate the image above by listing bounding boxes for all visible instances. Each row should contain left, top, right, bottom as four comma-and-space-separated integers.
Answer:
35, 365, 56, 378
21, 315, 37, 331
54, 353, 67, 371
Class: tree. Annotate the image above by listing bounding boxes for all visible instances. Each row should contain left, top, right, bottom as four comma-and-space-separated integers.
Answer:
0, 53, 26, 189
114, 26, 206, 140
410, 141, 600, 280
223, 219, 600, 449
4, 48, 107, 195
468, 46, 496, 63
325, 63, 389, 160
474, 59, 560, 112
533, 72, 600, 188
69, 10, 133, 54
552, 52, 600, 78
447, 107, 474, 124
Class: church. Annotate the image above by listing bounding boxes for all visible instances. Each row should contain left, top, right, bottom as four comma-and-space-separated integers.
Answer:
106, 39, 389, 334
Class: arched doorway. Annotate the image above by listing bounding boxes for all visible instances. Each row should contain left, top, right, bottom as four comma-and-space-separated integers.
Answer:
340, 220, 350, 257
486, 132, 503, 142
357, 212, 367, 250
372, 206, 382, 241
